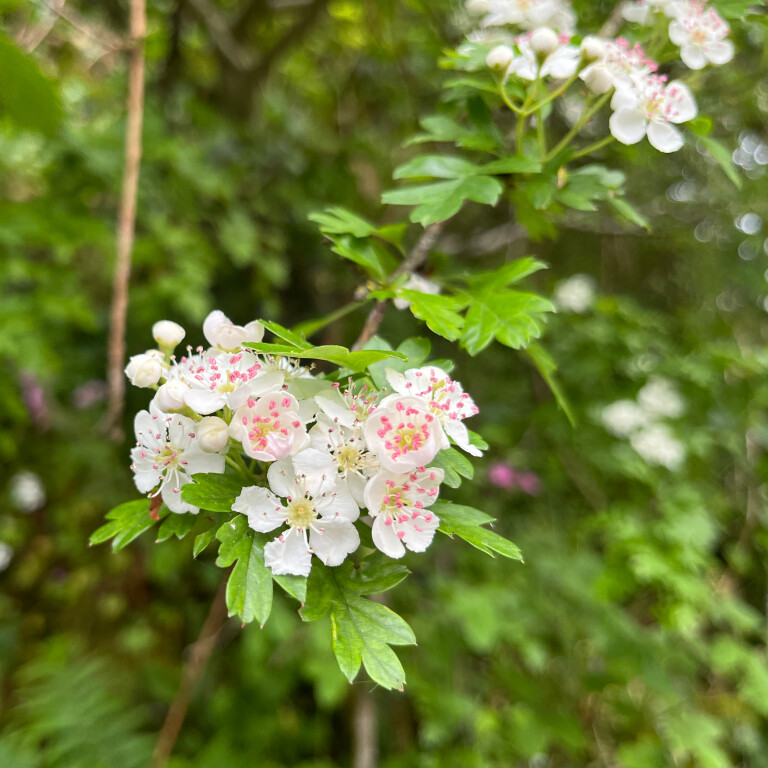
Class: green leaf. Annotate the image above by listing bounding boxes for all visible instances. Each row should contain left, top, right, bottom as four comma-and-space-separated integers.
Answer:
609, 197, 652, 232
216, 516, 273, 627
430, 448, 474, 488
309, 207, 377, 238
193, 526, 217, 558
301, 563, 416, 690
398, 290, 468, 341
394, 154, 480, 180
273, 575, 307, 602
406, 114, 501, 152
436, 502, 523, 561
687, 115, 713, 136
525, 344, 576, 426
89, 499, 167, 551
481, 157, 543, 174
339, 559, 410, 595
712, 0, 758, 19
245, 342, 407, 372
260, 320, 310, 349
466, 258, 548, 291
156, 513, 196, 543
0, 32, 62, 136
367, 336, 431, 389
697, 134, 742, 188
383, 175, 504, 226
181, 473, 251, 513
324, 234, 397, 281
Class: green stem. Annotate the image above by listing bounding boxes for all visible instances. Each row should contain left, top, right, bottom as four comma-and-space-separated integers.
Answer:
224, 454, 251, 481
570, 135, 615, 160
545, 91, 611, 161
498, 80, 523, 115
524, 72, 579, 115
293, 299, 370, 338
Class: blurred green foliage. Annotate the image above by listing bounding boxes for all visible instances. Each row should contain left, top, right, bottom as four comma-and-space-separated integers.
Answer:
2, 0, 768, 765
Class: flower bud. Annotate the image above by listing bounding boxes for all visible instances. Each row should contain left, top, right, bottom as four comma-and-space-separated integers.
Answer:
152, 320, 185, 349
155, 379, 189, 412
197, 416, 229, 453
125, 351, 164, 388
580, 36, 605, 63
486, 45, 515, 71
529, 28, 559, 57
203, 310, 265, 351
582, 64, 613, 94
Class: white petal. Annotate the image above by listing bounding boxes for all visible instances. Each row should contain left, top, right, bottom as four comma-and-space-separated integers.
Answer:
309, 519, 360, 566
623, 4, 652, 24
611, 87, 640, 112
372, 516, 406, 559
183, 450, 226, 475
232, 486, 286, 532
647, 120, 684, 153
226, 371, 286, 410
345, 472, 368, 508
293, 447, 336, 477
243, 320, 265, 343
202, 310, 230, 348
264, 529, 312, 576
162, 477, 197, 514
385, 368, 409, 395
267, 458, 297, 499
132, 469, 159, 494
182, 389, 225, 416
705, 39, 734, 65
680, 43, 706, 70
668, 19, 687, 45
401, 513, 440, 553
442, 418, 482, 457
315, 392, 357, 427
317, 486, 360, 522
609, 108, 647, 145
664, 81, 697, 123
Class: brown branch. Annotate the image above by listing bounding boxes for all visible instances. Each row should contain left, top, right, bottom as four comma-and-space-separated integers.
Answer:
599, 1, 628, 38
19, 0, 66, 52
150, 583, 229, 768
353, 685, 378, 768
104, 0, 147, 441
351, 220, 446, 351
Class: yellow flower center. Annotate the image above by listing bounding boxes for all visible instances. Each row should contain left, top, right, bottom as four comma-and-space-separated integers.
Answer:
336, 445, 361, 472
286, 498, 316, 528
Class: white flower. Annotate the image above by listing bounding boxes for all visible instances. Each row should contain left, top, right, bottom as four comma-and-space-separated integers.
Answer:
486, 44, 516, 71
0, 542, 12, 572
124, 350, 165, 388
579, 39, 658, 95
203, 309, 265, 352
393, 274, 441, 311
152, 320, 185, 348
364, 395, 445, 473
609, 76, 697, 153
197, 416, 230, 453
154, 379, 189, 412
554, 274, 596, 313
508, 32, 580, 81
637, 377, 686, 418
298, 418, 380, 506
232, 458, 360, 576
385, 366, 481, 457
9, 470, 45, 512
622, 0, 679, 25
469, 0, 576, 33
630, 424, 686, 469
229, 391, 310, 462
364, 468, 444, 559
130, 409, 226, 513
166, 349, 285, 415
669, 2, 734, 70
601, 399, 649, 437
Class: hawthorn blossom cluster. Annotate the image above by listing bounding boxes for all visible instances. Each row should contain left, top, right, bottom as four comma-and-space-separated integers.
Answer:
471, 0, 735, 153
601, 376, 687, 470
126, 311, 482, 577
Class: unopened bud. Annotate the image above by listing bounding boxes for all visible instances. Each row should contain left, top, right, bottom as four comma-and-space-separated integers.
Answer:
197, 416, 229, 453
125, 351, 164, 388
152, 320, 185, 349
155, 380, 189, 412
582, 64, 614, 94
580, 36, 606, 63
486, 45, 515, 71
530, 28, 559, 57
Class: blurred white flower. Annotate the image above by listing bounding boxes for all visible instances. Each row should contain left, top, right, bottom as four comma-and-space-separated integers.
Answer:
468, 0, 576, 33
486, 44, 516, 70
0, 542, 12, 573
508, 31, 580, 81
637, 377, 686, 418
601, 400, 649, 437
668, 1, 734, 70
630, 424, 686, 469
622, 0, 679, 25
9, 470, 46, 513
554, 274, 596, 313
610, 76, 697, 153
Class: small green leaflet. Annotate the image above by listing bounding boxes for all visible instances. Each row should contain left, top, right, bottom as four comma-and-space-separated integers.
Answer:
308, 207, 377, 238
435, 502, 523, 562
430, 448, 474, 488
156, 513, 197, 543
406, 114, 501, 152
696, 134, 742, 188
89, 499, 167, 551
216, 515, 273, 627
244, 342, 407, 373
181, 473, 252, 513
525, 343, 575, 426
300, 562, 416, 691
609, 197, 651, 232
397, 291, 468, 341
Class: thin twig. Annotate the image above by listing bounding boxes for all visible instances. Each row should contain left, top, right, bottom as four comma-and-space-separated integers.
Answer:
150, 583, 229, 768
351, 221, 446, 351
353, 686, 378, 768
104, 0, 147, 440
186, 0, 254, 71
19, 0, 66, 52
599, 1, 628, 37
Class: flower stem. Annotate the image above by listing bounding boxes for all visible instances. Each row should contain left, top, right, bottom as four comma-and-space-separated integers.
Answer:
545, 90, 611, 161
225, 453, 254, 482
524, 72, 579, 115
498, 80, 523, 115
570, 135, 615, 160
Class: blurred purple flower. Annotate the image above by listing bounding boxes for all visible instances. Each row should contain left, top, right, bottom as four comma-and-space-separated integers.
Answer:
19, 371, 50, 430
488, 461, 541, 495
72, 379, 108, 409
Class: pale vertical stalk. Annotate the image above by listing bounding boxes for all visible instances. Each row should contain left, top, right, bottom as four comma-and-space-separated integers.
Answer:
105, 0, 147, 440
